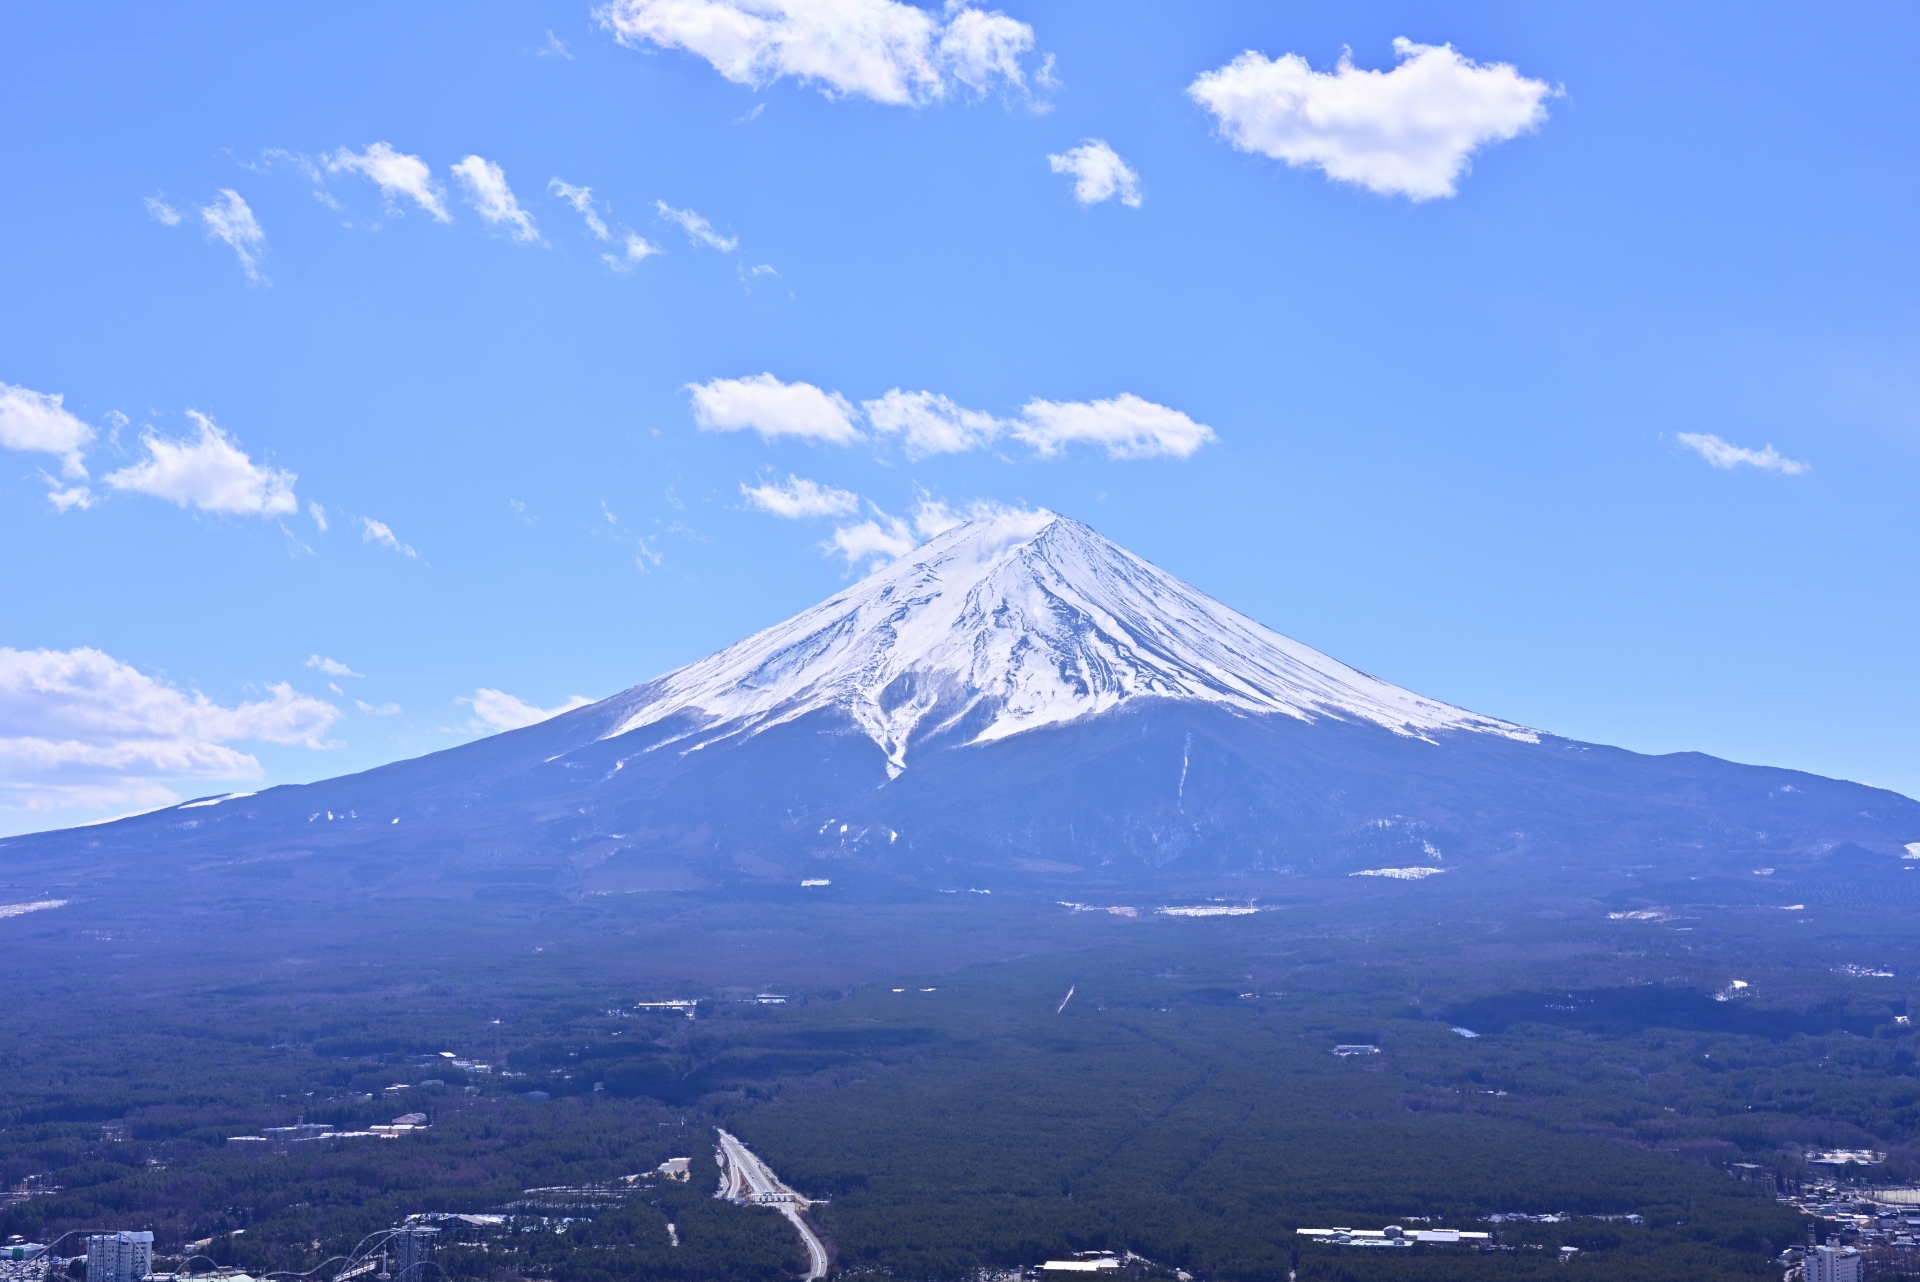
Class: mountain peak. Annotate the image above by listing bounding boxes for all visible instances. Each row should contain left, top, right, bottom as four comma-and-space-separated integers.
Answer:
608, 513, 1532, 773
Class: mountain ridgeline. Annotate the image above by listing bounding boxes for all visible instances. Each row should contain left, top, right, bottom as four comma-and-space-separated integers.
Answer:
8, 514, 1916, 903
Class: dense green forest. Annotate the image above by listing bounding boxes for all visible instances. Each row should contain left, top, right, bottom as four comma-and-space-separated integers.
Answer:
4, 890, 1916, 1280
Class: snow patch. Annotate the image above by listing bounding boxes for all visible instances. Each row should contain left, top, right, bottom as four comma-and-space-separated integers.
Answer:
0, 899, 69, 920
1350, 866, 1446, 880
178, 791, 258, 809
1156, 904, 1261, 916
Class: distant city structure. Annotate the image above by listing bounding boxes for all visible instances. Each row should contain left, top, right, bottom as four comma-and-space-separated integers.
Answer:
390, 1227, 436, 1282
1806, 1242, 1864, 1281
1297, 1226, 1489, 1248
226, 1116, 423, 1154
657, 1158, 691, 1182
1331, 1045, 1379, 1057
634, 1001, 698, 1020
85, 1232, 152, 1282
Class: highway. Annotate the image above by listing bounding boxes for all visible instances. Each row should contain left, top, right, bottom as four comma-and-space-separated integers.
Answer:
714, 1128, 829, 1280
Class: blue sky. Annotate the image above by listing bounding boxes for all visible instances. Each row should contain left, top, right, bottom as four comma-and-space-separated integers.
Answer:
3, 1, 1918, 835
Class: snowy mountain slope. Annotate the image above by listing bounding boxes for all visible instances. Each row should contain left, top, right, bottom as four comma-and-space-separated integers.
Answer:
7, 510, 1917, 908
607, 512, 1533, 774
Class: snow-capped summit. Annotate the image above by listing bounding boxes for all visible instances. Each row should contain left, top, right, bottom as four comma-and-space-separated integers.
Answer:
608, 512, 1532, 773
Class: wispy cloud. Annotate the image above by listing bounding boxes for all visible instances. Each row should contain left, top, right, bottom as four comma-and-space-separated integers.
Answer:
1676, 433, 1809, 475
461, 687, 593, 733
144, 193, 183, 226
689, 373, 861, 444
355, 700, 401, 715
0, 382, 95, 478
360, 517, 418, 557
550, 179, 611, 240
1015, 393, 1215, 460
308, 500, 328, 532
1047, 140, 1141, 207
696, 377, 1216, 461
741, 474, 860, 518
538, 29, 573, 59
199, 189, 268, 281
324, 143, 451, 221
1188, 38, 1553, 201
607, 232, 664, 271
656, 201, 737, 252
550, 179, 662, 270
0, 646, 340, 817
865, 389, 1004, 457
452, 156, 540, 243
103, 412, 297, 516
306, 655, 362, 678
599, 0, 1037, 106
827, 494, 1039, 573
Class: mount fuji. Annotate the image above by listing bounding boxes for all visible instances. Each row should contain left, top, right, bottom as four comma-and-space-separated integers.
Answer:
7, 513, 1917, 907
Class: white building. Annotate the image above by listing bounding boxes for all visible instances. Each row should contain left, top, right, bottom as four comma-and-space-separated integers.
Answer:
1806, 1243, 1862, 1282
86, 1232, 152, 1282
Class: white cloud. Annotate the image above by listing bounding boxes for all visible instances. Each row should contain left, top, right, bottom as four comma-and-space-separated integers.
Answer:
199, 189, 268, 281
104, 412, 297, 516
41, 477, 94, 512
1015, 393, 1215, 460
826, 494, 1038, 572
550, 178, 611, 240
324, 143, 451, 221
0, 382, 95, 478
936, 4, 1035, 94
827, 513, 918, 567
355, 700, 401, 715
452, 156, 541, 243
0, 646, 341, 816
689, 373, 860, 444
865, 388, 1004, 456
693, 378, 1216, 460
360, 517, 418, 557
308, 500, 328, 531
607, 232, 664, 271
656, 201, 737, 251
1047, 139, 1141, 207
741, 473, 860, 518
1188, 38, 1553, 201
144, 194, 182, 226
306, 655, 362, 678
1676, 432, 1809, 475
461, 687, 593, 734
540, 29, 574, 59
598, 0, 1035, 106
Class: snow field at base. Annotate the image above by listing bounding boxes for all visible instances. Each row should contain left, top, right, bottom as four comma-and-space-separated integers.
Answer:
606, 514, 1534, 773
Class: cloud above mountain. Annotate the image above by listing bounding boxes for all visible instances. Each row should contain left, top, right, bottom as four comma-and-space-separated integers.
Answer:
1189, 38, 1552, 200
691, 374, 862, 444
598, 0, 1037, 106
692, 375, 1216, 460
741, 473, 860, 518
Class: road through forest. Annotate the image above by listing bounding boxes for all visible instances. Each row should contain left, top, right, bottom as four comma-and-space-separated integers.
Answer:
715, 1128, 829, 1280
